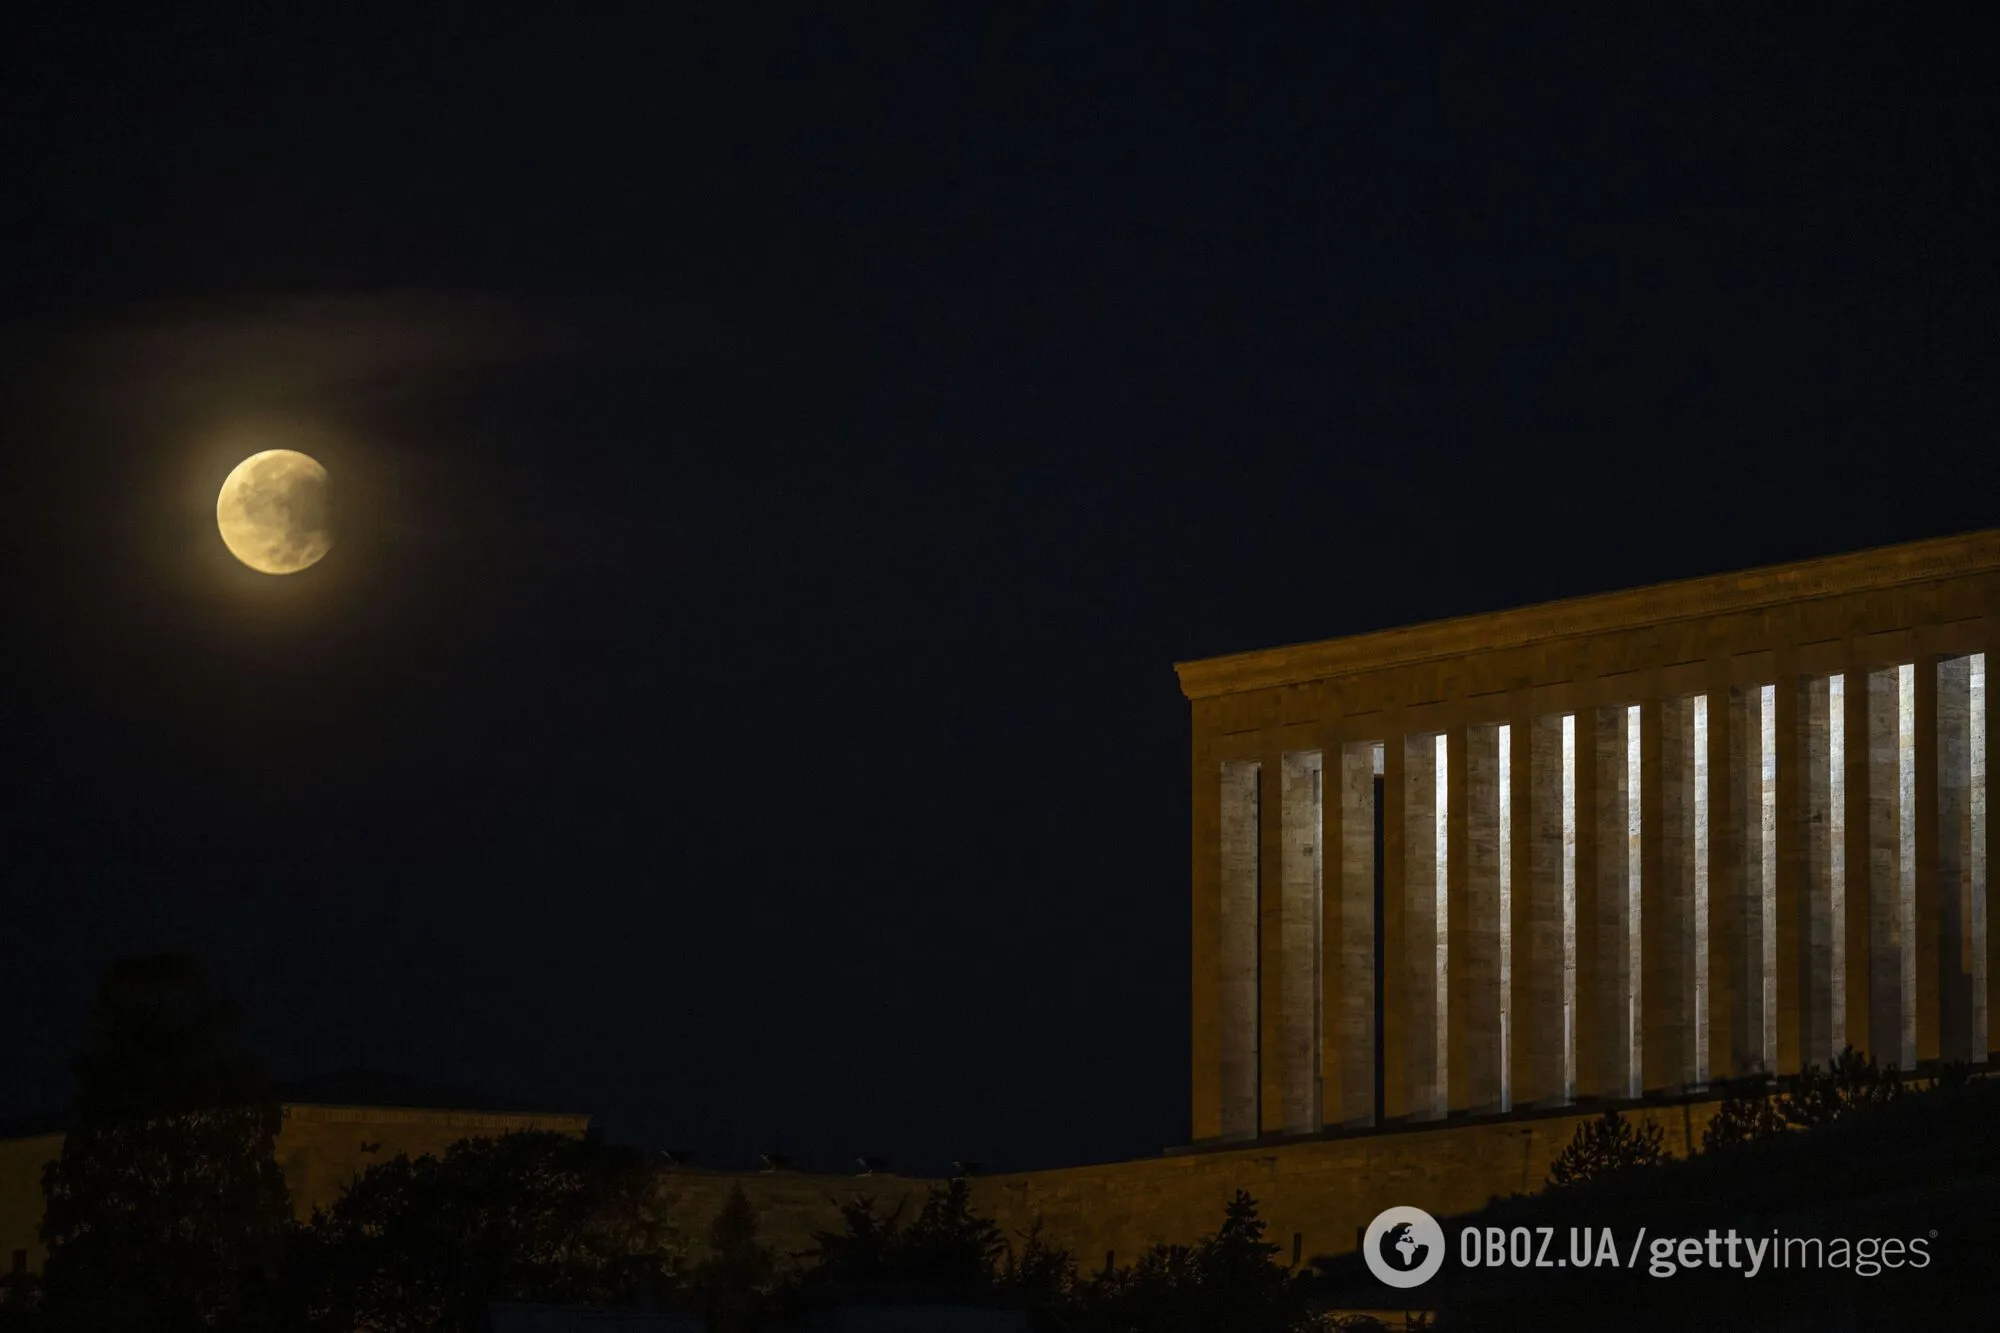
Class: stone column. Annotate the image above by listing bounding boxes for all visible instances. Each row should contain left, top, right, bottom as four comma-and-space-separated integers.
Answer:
1775, 667, 1806, 1074
1938, 657, 1976, 1063
1979, 650, 1994, 1063
1730, 684, 1775, 1074
1258, 754, 1286, 1134
1914, 658, 1942, 1064
1644, 696, 1700, 1090
1217, 761, 1261, 1138
1450, 724, 1504, 1112
1512, 708, 1566, 1106
1867, 668, 1907, 1068
1804, 677, 1837, 1068
1593, 705, 1636, 1095
1572, 707, 1610, 1097
1402, 732, 1445, 1119
1708, 677, 1745, 1080
1640, 698, 1671, 1090
1843, 661, 1873, 1066
1329, 743, 1378, 1125
1279, 752, 1322, 1133
1381, 729, 1410, 1120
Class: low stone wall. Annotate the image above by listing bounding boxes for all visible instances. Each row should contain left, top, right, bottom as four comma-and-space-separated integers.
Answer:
670, 1098, 1728, 1271
970, 1100, 1725, 1267
0, 1102, 591, 1272
1, 1097, 1731, 1279
276, 1102, 592, 1222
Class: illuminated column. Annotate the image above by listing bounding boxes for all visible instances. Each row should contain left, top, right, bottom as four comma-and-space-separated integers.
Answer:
1914, 660, 1942, 1064
1775, 671, 1806, 1074
1645, 696, 1709, 1089
1727, 685, 1776, 1074
1803, 677, 1842, 1068
1762, 685, 1780, 1068
1901, 663, 1920, 1068
1563, 715, 1579, 1098
1642, 699, 1678, 1090
1709, 679, 1746, 1081
1626, 704, 1643, 1096
1450, 724, 1504, 1112
1511, 710, 1568, 1106
1572, 708, 1611, 1096
1976, 652, 1992, 1056
1829, 675, 1848, 1060
1590, 705, 1637, 1095
1329, 742, 1378, 1125
1217, 761, 1260, 1138
1279, 752, 1322, 1133
1381, 734, 1409, 1120
1939, 657, 1978, 1063
1694, 694, 1712, 1084
1403, 732, 1447, 1118
1867, 669, 1908, 1067
1258, 757, 1285, 1134
1843, 664, 1873, 1066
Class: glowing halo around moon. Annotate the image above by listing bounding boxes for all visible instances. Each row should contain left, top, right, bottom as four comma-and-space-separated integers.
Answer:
215, 449, 333, 574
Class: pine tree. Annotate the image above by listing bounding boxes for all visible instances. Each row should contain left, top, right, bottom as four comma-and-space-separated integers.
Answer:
1701, 1088, 1788, 1152
693, 1185, 777, 1333
1546, 1109, 1668, 1187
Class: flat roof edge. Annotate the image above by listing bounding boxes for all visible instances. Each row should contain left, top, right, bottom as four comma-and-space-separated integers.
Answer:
1174, 528, 2000, 700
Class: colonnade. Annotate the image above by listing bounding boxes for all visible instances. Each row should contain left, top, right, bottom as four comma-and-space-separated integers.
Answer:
1209, 656, 1988, 1139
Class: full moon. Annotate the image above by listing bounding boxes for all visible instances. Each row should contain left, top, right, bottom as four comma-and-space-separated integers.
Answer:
216, 449, 333, 574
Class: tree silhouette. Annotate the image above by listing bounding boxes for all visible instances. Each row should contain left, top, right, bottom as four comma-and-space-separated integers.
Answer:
897, 1178, 1007, 1287
1777, 1046, 1900, 1129
298, 1131, 677, 1332
800, 1193, 907, 1286
1001, 1219, 1077, 1309
1077, 1241, 1203, 1333
801, 1179, 1005, 1296
690, 1185, 777, 1333
1705, 1047, 1905, 1154
1193, 1190, 1296, 1327
38, 954, 293, 1333
1701, 1085, 1788, 1152
1075, 1192, 1306, 1333
1546, 1109, 1668, 1187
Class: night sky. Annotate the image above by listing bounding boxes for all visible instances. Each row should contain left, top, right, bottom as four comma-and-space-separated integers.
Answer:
3, 11, 1997, 1174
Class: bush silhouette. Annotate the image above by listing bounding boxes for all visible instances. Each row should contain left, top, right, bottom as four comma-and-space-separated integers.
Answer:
1546, 1108, 1668, 1187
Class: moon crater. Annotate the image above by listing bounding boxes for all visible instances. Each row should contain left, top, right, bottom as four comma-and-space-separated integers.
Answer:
216, 450, 332, 574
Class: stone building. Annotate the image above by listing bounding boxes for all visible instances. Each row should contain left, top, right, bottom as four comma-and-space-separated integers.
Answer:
2, 531, 1992, 1277
969, 527, 1994, 1263
1179, 526, 1992, 1142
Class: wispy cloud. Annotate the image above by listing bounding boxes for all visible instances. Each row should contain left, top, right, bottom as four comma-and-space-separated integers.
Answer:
63, 290, 571, 416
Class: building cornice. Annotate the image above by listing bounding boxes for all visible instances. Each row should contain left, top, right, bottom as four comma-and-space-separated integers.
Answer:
1174, 528, 2000, 701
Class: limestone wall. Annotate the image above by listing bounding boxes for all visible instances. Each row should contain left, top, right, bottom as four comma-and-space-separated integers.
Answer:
0, 1103, 590, 1273
276, 1103, 593, 1221
3, 1099, 1731, 1281
970, 1101, 1726, 1267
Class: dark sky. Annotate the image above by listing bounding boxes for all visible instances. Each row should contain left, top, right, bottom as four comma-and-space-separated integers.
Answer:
3, 10, 1997, 1173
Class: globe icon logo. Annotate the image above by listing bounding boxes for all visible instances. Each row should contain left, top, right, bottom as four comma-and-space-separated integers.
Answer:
1382, 1221, 1427, 1271
1362, 1206, 1446, 1288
